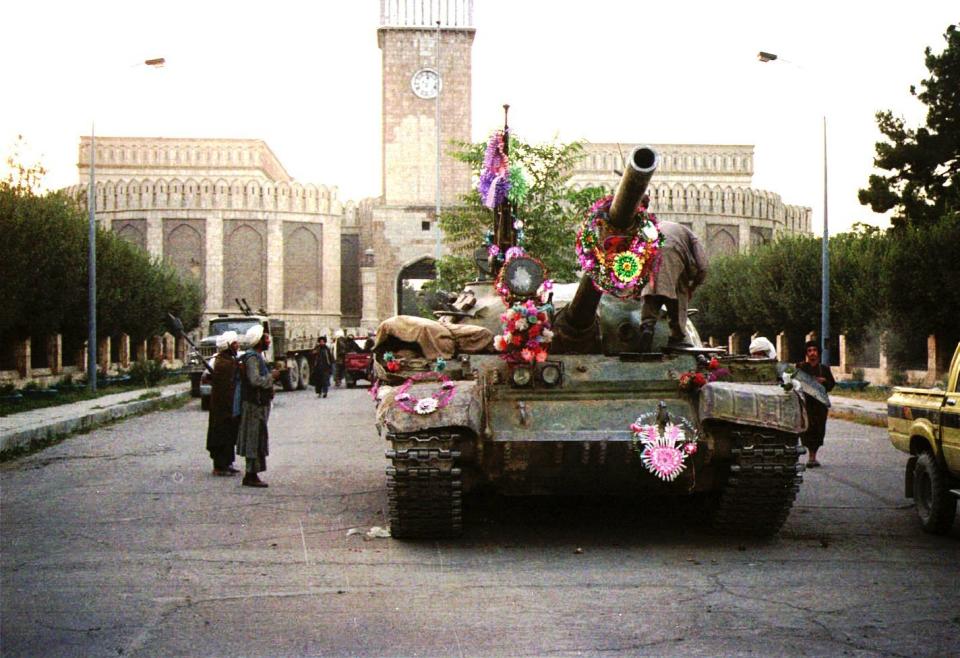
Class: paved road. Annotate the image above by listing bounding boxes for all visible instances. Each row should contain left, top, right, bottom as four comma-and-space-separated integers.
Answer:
2, 387, 958, 657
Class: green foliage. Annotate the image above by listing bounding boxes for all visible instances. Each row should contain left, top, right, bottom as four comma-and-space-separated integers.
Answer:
435, 136, 606, 293
693, 235, 826, 341
878, 211, 960, 364
858, 23, 960, 228
693, 213, 958, 370
0, 149, 202, 346
128, 358, 166, 387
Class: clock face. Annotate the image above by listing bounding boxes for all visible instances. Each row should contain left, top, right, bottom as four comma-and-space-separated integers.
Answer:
411, 68, 440, 99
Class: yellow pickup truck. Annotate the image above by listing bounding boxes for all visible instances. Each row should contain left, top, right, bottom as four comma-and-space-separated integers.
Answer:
887, 343, 960, 534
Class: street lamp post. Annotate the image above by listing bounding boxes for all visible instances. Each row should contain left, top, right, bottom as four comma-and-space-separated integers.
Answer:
758, 51, 831, 366
434, 20, 442, 262
87, 57, 166, 392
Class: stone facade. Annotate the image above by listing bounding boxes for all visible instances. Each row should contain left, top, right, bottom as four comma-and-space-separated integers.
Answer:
68, 137, 345, 336
68, 1, 812, 331
363, 1, 812, 323
573, 143, 812, 258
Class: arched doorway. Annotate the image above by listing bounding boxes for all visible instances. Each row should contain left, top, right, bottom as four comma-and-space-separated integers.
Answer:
396, 257, 436, 316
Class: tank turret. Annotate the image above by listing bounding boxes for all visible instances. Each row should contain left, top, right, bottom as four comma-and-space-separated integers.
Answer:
552, 145, 658, 353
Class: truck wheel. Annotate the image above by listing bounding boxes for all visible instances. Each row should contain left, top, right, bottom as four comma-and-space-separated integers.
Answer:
913, 451, 957, 534
279, 364, 298, 392
296, 356, 310, 390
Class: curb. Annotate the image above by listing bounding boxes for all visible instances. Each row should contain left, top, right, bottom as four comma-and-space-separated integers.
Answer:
0, 386, 192, 455
830, 399, 886, 425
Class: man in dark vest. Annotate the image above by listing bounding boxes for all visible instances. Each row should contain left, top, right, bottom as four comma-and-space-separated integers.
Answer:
206, 330, 240, 476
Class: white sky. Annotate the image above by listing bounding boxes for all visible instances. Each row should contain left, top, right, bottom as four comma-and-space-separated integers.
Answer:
2, 1, 956, 235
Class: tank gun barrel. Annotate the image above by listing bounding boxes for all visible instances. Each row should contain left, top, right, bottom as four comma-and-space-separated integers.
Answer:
608, 146, 659, 230
552, 146, 659, 349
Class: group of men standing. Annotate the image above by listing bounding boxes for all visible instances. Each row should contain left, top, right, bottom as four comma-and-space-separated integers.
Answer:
204, 325, 275, 488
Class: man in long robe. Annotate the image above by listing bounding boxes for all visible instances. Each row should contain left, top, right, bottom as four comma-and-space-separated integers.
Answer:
638, 219, 708, 351
237, 325, 277, 487
795, 340, 836, 467
206, 331, 240, 476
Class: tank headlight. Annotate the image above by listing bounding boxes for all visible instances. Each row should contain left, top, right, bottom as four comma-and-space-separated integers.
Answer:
503, 256, 545, 298
539, 363, 562, 387
511, 365, 533, 387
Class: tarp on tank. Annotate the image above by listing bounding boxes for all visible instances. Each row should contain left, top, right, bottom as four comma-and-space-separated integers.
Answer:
374, 315, 493, 359
698, 382, 807, 434
376, 378, 484, 437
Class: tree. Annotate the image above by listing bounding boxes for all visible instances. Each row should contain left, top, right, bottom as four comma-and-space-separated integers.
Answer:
0, 151, 202, 347
859, 23, 960, 228
431, 137, 606, 293
878, 212, 960, 366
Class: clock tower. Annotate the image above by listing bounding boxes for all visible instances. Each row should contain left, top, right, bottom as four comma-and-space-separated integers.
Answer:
377, 0, 475, 205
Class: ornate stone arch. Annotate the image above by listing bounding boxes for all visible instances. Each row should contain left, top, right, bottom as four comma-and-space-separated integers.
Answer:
183, 178, 200, 208
163, 219, 205, 290
244, 180, 262, 209
277, 181, 291, 211
708, 224, 739, 258
283, 223, 321, 310
685, 184, 699, 212
104, 181, 116, 210
223, 221, 266, 310
115, 219, 147, 252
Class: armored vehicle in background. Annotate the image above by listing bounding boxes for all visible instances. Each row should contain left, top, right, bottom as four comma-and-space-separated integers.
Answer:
375, 144, 808, 539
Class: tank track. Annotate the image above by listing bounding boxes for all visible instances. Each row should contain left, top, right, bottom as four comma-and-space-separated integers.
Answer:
385, 430, 463, 538
712, 428, 804, 537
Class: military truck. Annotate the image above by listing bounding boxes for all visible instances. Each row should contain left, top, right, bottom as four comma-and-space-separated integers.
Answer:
887, 342, 960, 534
373, 143, 808, 539
188, 300, 315, 403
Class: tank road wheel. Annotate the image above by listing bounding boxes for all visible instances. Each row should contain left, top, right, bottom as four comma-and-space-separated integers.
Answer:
913, 451, 957, 535
386, 430, 463, 538
712, 428, 805, 538
296, 356, 310, 390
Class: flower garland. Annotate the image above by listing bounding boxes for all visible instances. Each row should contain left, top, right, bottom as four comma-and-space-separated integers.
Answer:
630, 412, 699, 482
383, 351, 401, 373
493, 247, 553, 305
575, 195, 663, 299
493, 298, 555, 363
678, 357, 732, 394
478, 131, 509, 209
393, 372, 457, 415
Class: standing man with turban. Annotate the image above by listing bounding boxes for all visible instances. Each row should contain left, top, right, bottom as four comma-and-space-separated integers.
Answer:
237, 324, 278, 487
206, 331, 240, 476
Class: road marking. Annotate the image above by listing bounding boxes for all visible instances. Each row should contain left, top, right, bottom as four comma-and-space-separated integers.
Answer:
299, 519, 309, 565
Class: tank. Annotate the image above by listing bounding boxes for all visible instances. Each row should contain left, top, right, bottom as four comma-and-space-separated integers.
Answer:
375, 145, 807, 539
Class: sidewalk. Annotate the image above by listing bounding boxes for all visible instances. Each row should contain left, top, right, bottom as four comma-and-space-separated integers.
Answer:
829, 394, 887, 424
0, 382, 192, 455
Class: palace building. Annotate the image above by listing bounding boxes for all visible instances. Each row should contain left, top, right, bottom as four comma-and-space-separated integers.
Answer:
71, 0, 809, 335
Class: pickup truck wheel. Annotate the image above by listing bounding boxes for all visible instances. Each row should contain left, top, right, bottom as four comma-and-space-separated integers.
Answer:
296, 356, 310, 390
913, 451, 957, 534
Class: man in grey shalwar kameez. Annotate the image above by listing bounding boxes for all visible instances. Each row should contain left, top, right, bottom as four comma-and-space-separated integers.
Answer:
638, 219, 708, 351
237, 324, 277, 487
